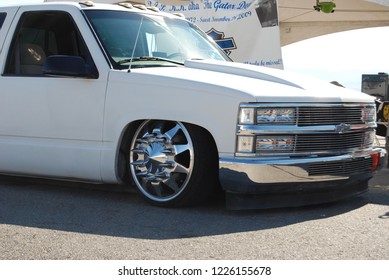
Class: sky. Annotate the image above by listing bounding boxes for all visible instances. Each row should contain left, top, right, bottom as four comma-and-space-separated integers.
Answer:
282, 26, 389, 91
1, 0, 388, 92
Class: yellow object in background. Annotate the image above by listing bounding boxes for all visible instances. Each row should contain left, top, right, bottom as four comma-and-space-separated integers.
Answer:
383, 104, 389, 122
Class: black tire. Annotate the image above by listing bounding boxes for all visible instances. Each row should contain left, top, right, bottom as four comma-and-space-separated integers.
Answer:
128, 120, 218, 207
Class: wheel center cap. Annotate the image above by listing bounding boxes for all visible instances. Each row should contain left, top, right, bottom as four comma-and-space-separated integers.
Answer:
147, 142, 167, 165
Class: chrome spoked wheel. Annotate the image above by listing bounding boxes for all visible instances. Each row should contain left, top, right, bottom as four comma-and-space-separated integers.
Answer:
129, 120, 194, 204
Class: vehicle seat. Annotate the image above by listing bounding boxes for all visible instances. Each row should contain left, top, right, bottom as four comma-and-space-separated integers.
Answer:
19, 43, 46, 75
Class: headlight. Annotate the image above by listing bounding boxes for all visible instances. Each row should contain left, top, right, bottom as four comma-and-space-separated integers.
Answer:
239, 108, 255, 125
362, 130, 375, 148
237, 136, 254, 153
239, 106, 296, 125
361, 106, 376, 123
237, 135, 295, 153
256, 136, 295, 152
257, 107, 296, 124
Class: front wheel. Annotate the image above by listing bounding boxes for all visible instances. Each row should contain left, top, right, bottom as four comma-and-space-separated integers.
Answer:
128, 120, 218, 207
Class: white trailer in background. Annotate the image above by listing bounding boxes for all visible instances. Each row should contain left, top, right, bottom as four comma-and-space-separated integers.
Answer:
146, 0, 283, 68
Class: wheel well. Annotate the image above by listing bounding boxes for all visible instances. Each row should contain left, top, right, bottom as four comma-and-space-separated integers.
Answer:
116, 120, 220, 186
117, 120, 143, 185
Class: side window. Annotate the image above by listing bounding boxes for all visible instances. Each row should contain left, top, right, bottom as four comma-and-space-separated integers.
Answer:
5, 11, 96, 76
0, 13, 6, 29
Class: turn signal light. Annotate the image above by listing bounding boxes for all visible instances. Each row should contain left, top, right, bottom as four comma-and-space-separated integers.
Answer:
371, 153, 380, 171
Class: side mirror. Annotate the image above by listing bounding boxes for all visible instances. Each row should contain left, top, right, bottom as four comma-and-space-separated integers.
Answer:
43, 55, 98, 78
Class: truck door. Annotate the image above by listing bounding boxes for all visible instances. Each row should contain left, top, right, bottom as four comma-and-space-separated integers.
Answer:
0, 10, 107, 181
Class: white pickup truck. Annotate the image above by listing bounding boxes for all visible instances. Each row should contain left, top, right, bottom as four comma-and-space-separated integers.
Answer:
0, 1, 386, 209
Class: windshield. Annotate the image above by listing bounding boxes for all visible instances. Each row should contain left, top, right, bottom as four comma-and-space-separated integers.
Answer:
84, 10, 231, 69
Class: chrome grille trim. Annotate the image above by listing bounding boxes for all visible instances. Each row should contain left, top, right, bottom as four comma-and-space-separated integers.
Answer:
298, 106, 368, 126
308, 157, 373, 176
236, 102, 377, 157
239, 103, 376, 126
246, 130, 374, 156
295, 131, 373, 153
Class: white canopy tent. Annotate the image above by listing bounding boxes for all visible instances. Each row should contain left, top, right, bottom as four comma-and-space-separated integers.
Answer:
279, 0, 389, 46
70, 0, 389, 46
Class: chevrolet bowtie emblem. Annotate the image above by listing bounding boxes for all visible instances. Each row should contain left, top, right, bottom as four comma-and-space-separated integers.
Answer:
335, 123, 351, 134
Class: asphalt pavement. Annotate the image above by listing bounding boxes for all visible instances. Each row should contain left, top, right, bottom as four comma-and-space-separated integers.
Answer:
0, 136, 388, 260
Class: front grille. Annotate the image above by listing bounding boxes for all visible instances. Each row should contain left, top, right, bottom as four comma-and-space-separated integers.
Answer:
295, 131, 373, 153
308, 157, 373, 176
253, 131, 374, 154
237, 103, 377, 157
298, 106, 369, 126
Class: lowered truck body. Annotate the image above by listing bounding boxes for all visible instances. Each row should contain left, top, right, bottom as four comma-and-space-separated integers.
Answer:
0, 1, 386, 209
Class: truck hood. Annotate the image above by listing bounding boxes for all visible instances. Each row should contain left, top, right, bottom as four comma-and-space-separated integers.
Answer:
132, 59, 374, 103
185, 60, 374, 102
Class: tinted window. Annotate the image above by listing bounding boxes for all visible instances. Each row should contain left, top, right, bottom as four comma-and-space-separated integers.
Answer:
5, 11, 96, 76
85, 10, 230, 69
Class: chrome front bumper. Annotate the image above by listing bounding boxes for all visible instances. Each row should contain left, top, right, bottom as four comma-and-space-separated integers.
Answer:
219, 148, 386, 209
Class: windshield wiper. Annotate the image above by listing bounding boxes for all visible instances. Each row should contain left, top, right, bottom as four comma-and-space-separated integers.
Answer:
117, 56, 185, 66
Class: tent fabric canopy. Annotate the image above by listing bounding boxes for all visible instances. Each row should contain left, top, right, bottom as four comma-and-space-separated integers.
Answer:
279, 0, 389, 45
89, 0, 389, 46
